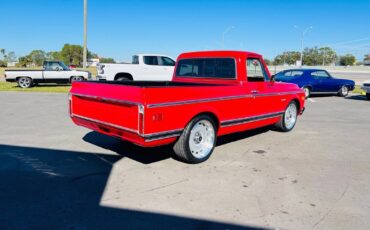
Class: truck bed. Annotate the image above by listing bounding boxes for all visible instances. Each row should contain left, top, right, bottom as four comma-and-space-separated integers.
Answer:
69, 80, 246, 147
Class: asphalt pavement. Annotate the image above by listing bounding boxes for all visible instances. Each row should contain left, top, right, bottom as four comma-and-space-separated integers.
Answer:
0, 92, 370, 229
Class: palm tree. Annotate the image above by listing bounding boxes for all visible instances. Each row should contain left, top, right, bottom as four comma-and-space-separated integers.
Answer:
0, 48, 5, 60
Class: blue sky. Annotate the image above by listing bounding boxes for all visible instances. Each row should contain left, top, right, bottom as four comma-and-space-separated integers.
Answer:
1, 0, 370, 61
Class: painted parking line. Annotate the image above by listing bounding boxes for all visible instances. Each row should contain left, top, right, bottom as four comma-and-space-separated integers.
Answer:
308, 98, 316, 103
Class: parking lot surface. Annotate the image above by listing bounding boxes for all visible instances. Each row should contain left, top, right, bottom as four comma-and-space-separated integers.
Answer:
1, 92, 370, 229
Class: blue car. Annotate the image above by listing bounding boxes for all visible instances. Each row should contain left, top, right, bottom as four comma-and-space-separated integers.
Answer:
274, 69, 355, 98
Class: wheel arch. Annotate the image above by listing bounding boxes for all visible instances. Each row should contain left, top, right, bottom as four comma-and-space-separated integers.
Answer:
114, 72, 134, 81
16, 76, 31, 81
187, 111, 220, 131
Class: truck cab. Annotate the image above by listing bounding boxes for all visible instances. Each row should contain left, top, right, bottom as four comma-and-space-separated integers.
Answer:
96, 54, 176, 81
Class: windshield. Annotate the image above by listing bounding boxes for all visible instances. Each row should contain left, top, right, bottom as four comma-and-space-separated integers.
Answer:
59, 62, 70, 70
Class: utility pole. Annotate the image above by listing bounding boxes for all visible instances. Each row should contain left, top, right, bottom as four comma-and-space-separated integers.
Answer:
294, 25, 313, 67
222, 26, 235, 49
83, 0, 87, 69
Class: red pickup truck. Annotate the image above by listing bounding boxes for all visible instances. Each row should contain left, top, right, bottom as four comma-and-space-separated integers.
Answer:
70, 51, 305, 163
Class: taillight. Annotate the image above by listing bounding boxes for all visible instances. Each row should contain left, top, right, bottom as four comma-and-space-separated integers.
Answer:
68, 93, 73, 116
138, 105, 144, 134
97, 64, 105, 74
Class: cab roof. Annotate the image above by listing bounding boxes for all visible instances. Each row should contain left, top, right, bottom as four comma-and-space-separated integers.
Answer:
178, 50, 262, 60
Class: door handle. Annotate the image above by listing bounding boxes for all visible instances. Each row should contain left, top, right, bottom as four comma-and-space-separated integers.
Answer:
251, 90, 259, 94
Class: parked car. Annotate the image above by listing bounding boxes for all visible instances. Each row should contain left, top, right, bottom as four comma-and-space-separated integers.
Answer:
5, 61, 91, 88
96, 54, 175, 81
274, 69, 355, 98
361, 80, 370, 100
70, 51, 305, 163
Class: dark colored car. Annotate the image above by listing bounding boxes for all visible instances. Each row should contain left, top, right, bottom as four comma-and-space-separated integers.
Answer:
274, 69, 355, 98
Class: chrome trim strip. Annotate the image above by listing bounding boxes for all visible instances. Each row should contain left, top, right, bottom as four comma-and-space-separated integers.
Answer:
147, 91, 302, 108
221, 111, 284, 127
147, 95, 251, 108
72, 93, 140, 106
71, 113, 139, 134
311, 91, 340, 94
254, 91, 303, 97
143, 129, 183, 142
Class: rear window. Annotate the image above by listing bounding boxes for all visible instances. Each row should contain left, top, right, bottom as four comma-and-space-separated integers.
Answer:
176, 58, 236, 79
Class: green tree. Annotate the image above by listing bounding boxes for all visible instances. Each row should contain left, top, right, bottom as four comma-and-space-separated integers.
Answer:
100, 57, 116, 63
339, 54, 356, 66
60, 44, 84, 66
28, 50, 47, 66
46, 51, 61, 61
302, 47, 322, 65
5, 51, 17, 62
273, 51, 301, 65
319, 47, 337, 65
17, 56, 32, 67
0, 60, 7, 67
0, 48, 5, 60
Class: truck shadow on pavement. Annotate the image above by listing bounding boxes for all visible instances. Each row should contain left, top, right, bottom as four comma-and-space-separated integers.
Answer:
83, 127, 271, 164
0, 144, 269, 230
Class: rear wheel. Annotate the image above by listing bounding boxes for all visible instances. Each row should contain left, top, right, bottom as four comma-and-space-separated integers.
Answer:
338, 85, 349, 97
71, 76, 84, 82
116, 77, 131, 81
17, 77, 33, 88
275, 101, 298, 132
173, 115, 217, 163
366, 93, 370, 100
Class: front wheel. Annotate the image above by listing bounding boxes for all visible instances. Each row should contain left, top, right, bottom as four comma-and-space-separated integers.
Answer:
173, 115, 217, 163
366, 93, 370, 100
17, 77, 33, 88
338, 86, 349, 97
302, 87, 311, 98
275, 101, 298, 132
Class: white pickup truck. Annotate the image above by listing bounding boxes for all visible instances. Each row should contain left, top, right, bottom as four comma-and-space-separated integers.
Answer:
5, 61, 92, 88
96, 54, 176, 81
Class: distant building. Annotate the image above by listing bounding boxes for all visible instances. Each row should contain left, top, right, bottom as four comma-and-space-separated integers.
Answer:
87, 58, 100, 67
7, 61, 18, 67
364, 54, 370, 66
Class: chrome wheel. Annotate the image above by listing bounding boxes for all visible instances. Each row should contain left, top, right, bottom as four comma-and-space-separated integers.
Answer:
303, 87, 310, 98
18, 77, 32, 88
189, 120, 215, 159
71, 76, 83, 82
284, 103, 297, 130
340, 86, 349, 97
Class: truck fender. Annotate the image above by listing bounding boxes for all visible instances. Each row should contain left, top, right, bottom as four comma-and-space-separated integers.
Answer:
185, 107, 221, 131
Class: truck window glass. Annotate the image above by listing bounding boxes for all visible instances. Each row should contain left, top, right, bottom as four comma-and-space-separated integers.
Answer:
246, 58, 269, 82
144, 56, 159, 65
45, 62, 62, 71
277, 70, 303, 81
132, 55, 139, 64
311, 71, 330, 79
160, 57, 175, 66
176, 58, 235, 79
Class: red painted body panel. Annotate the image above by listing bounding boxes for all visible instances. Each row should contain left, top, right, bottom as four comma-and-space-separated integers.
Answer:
70, 51, 305, 147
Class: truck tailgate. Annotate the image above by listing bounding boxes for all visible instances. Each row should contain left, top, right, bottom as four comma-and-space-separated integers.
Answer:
70, 81, 144, 134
